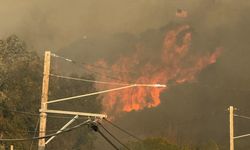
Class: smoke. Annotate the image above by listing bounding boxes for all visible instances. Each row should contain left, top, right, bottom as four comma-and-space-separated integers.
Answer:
1, 0, 250, 149
0, 0, 176, 51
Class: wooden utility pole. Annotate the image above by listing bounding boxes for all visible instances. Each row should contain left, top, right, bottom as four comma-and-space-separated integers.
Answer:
10, 145, 13, 150
229, 106, 234, 150
38, 51, 51, 150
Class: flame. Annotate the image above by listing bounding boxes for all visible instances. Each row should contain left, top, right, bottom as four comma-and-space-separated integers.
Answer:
93, 25, 222, 116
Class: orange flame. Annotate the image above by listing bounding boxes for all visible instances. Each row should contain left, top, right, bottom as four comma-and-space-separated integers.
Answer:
94, 25, 222, 116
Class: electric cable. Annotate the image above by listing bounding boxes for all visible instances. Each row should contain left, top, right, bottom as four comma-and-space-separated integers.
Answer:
0, 119, 90, 142
97, 129, 120, 150
51, 53, 133, 74
0, 107, 39, 117
29, 118, 39, 150
51, 53, 132, 83
103, 118, 142, 141
16, 129, 70, 134
98, 122, 131, 150
89, 122, 120, 150
82, 65, 130, 83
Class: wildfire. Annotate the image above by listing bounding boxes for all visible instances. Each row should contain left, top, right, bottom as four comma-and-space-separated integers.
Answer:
93, 25, 222, 116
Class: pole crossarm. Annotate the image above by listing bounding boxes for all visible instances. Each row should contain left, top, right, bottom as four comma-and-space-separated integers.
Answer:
45, 115, 79, 145
46, 84, 167, 104
234, 133, 250, 139
40, 109, 107, 119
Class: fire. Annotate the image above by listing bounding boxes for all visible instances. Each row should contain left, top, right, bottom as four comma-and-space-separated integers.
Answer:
93, 25, 222, 115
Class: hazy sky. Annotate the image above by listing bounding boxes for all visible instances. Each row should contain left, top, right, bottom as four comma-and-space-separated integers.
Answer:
0, 0, 206, 51
0, 0, 248, 53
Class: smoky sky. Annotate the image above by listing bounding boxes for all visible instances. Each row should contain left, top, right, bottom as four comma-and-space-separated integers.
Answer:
2, 0, 250, 149
0, 0, 233, 51
0, 0, 177, 51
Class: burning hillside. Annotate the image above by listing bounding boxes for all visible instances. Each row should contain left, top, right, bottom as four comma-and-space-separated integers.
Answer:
93, 25, 222, 116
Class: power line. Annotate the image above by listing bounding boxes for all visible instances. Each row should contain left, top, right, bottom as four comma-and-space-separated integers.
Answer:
103, 118, 142, 141
15, 129, 70, 134
51, 53, 133, 74
51, 53, 74, 63
16, 125, 95, 134
0, 119, 90, 142
97, 129, 120, 150
0, 107, 39, 117
29, 118, 39, 150
51, 53, 133, 83
80, 65, 129, 83
50, 74, 130, 86
98, 122, 131, 150
89, 122, 119, 150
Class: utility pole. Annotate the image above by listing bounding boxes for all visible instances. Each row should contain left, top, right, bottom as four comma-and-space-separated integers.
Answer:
229, 106, 234, 150
10, 145, 13, 150
38, 51, 51, 150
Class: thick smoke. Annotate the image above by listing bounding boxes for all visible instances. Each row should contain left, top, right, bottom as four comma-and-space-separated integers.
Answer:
0, 0, 175, 51
1, 0, 250, 149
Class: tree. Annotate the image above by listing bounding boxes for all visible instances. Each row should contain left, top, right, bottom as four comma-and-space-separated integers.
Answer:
0, 35, 102, 149
0, 35, 43, 149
